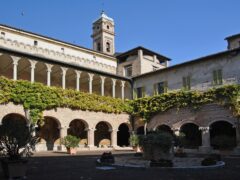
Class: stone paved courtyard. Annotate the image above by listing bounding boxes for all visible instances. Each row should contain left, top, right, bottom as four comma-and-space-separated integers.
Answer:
0, 151, 240, 180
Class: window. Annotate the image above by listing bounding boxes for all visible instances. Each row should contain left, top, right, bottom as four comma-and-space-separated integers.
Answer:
213, 69, 223, 85
106, 42, 111, 52
61, 47, 65, 53
124, 65, 133, 77
182, 76, 191, 90
135, 87, 145, 98
34, 40, 38, 46
154, 81, 168, 95
97, 43, 101, 51
1, 32, 5, 37
107, 25, 110, 29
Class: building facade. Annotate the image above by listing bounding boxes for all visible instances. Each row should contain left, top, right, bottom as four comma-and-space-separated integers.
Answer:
0, 12, 240, 152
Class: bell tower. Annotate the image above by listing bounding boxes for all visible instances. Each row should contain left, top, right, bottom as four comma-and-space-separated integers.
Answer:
92, 11, 115, 55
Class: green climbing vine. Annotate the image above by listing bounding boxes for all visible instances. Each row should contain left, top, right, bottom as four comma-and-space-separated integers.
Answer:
0, 76, 240, 125
130, 85, 240, 121
0, 76, 132, 124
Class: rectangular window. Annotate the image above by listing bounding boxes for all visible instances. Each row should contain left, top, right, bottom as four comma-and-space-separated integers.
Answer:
182, 76, 191, 90
34, 40, 38, 46
154, 81, 168, 95
124, 65, 133, 77
135, 87, 145, 98
213, 69, 223, 85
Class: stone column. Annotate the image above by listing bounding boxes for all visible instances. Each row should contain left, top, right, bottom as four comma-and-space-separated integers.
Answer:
46, 64, 53, 86
75, 70, 81, 91
12, 57, 20, 80
138, 49, 143, 61
234, 120, 240, 154
29, 60, 37, 83
121, 81, 125, 100
112, 79, 116, 98
88, 73, 94, 94
87, 128, 95, 149
172, 128, 180, 136
100, 76, 105, 96
199, 127, 212, 153
61, 67, 68, 89
110, 129, 118, 148
59, 126, 68, 151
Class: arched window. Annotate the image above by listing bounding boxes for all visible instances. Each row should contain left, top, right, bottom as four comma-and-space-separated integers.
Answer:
106, 42, 111, 52
97, 43, 101, 51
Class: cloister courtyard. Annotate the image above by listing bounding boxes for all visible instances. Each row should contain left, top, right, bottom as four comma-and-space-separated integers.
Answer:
0, 151, 239, 180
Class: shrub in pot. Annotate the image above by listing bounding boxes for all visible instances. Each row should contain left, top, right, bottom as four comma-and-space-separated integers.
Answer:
0, 121, 39, 179
142, 132, 173, 161
201, 157, 217, 166
61, 135, 80, 155
129, 134, 141, 152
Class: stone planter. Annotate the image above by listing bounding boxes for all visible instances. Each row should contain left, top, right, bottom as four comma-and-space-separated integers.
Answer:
67, 147, 77, 155
1, 158, 28, 179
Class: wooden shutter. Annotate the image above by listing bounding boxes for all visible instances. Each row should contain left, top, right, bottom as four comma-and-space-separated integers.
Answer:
213, 70, 217, 85
182, 77, 186, 90
133, 88, 137, 99
164, 81, 168, 93
153, 83, 157, 96
218, 69, 223, 85
142, 87, 146, 97
187, 76, 191, 90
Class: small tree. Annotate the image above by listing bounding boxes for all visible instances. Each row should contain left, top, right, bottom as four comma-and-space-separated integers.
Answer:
61, 135, 80, 149
129, 134, 139, 147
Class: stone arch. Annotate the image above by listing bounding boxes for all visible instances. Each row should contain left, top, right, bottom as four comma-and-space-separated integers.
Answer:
51, 65, 64, 88
180, 123, 202, 148
1, 113, 28, 125
68, 119, 89, 147
79, 71, 89, 93
35, 62, 47, 85
17, 58, 31, 81
37, 116, 61, 151
92, 74, 101, 95
117, 123, 130, 147
210, 120, 236, 150
155, 124, 173, 135
94, 121, 112, 147
0, 54, 13, 79
65, 68, 77, 90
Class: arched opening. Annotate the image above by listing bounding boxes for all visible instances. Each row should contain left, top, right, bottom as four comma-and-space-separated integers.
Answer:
17, 58, 31, 81
117, 123, 130, 147
51, 65, 63, 88
37, 116, 61, 151
156, 125, 173, 135
106, 42, 111, 52
94, 121, 111, 147
79, 72, 89, 93
65, 68, 76, 90
92, 75, 101, 95
0, 113, 29, 149
136, 126, 144, 135
210, 121, 236, 150
0, 54, 13, 79
68, 119, 88, 147
180, 123, 201, 149
35, 62, 47, 85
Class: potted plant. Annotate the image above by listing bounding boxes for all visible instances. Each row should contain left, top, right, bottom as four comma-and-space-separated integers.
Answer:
129, 134, 141, 152
0, 121, 39, 179
61, 135, 80, 155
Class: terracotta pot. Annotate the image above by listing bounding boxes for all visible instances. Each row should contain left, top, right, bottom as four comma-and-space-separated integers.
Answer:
1, 158, 28, 179
67, 147, 77, 155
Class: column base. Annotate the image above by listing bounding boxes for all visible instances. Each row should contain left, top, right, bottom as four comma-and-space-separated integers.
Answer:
233, 146, 240, 155
199, 146, 212, 154
88, 145, 96, 150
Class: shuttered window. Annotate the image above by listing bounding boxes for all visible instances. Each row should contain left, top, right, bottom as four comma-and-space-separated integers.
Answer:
153, 81, 168, 95
182, 76, 191, 90
213, 69, 223, 85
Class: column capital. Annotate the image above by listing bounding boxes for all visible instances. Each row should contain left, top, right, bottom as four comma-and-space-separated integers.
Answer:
46, 64, 53, 72
29, 60, 37, 69
60, 67, 68, 75
112, 78, 116, 86
199, 126, 210, 133
109, 128, 118, 132
100, 76, 106, 82
121, 81, 126, 87
75, 70, 82, 77
12, 56, 20, 65
88, 73, 94, 81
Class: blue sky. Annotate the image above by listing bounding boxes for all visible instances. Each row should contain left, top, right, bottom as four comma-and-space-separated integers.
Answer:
0, 0, 239, 65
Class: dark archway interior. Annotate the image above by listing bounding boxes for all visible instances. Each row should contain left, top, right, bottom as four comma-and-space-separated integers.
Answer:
38, 117, 60, 151
1, 113, 29, 147
136, 126, 144, 135
117, 123, 130, 147
94, 122, 111, 147
157, 125, 173, 135
180, 123, 201, 149
210, 121, 236, 149
68, 119, 87, 146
